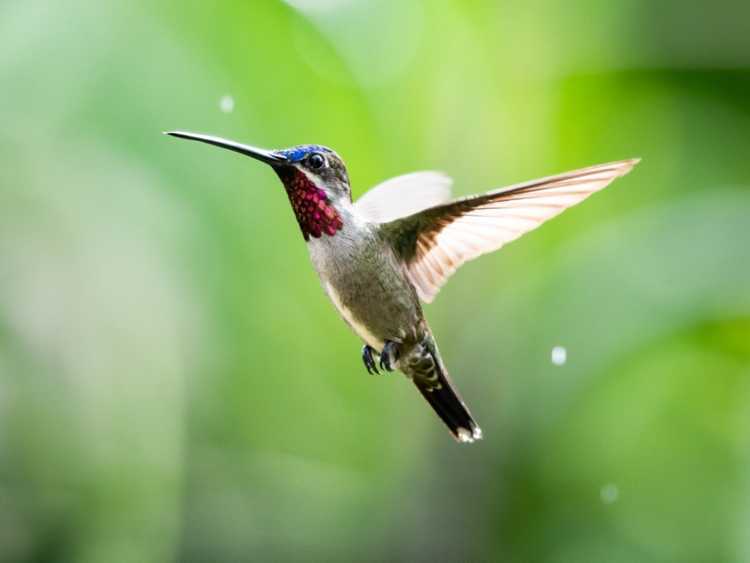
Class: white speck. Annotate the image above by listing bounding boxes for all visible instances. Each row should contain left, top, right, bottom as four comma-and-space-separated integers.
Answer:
456, 426, 483, 443
600, 483, 619, 504
219, 95, 234, 113
551, 345, 567, 366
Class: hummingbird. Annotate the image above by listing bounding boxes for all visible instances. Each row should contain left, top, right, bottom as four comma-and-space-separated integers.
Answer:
166, 130, 639, 443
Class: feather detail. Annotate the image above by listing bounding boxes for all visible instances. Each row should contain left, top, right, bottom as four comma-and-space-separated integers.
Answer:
354, 171, 453, 223
381, 159, 640, 303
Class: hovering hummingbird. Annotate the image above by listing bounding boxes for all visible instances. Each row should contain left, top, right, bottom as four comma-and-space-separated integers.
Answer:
166, 130, 638, 443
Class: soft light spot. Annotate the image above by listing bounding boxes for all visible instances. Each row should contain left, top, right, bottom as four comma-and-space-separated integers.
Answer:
551, 345, 567, 366
282, 0, 353, 13
219, 95, 234, 113
284, 0, 423, 88
600, 483, 619, 504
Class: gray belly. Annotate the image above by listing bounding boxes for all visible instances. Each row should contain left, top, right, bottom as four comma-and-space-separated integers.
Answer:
308, 229, 422, 352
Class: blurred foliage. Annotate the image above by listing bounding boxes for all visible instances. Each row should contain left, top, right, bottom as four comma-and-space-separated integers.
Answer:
0, 1, 749, 562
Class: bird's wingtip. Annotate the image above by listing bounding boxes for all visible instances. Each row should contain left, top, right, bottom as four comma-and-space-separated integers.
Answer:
612, 157, 641, 177
612, 157, 641, 168
624, 157, 641, 176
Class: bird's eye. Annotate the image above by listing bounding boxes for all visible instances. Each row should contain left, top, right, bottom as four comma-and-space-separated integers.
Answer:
308, 153, 326, 170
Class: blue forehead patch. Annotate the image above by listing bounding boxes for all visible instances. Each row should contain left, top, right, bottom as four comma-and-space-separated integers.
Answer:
280, 144, 333, 162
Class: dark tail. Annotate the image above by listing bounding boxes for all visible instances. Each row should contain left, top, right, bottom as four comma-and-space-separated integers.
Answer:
406, 341, 482, 443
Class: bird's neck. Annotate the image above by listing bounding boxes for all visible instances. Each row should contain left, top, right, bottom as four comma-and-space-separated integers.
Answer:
275, 167, 344, 241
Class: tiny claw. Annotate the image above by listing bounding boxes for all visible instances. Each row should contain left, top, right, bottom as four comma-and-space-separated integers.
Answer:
379, 340, 399, 372
362, 345, 379, 375
379, 357, 388, 372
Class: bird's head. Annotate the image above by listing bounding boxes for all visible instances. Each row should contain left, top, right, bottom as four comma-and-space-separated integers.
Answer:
166, 131, 351, 240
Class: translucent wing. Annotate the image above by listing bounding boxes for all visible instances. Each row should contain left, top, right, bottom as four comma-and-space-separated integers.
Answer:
383, 159, 640, 303
354, 171, 453, 223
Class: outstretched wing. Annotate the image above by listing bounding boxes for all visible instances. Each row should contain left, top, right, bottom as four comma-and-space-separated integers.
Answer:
381, 159, 640, 303
354, 171, 453, 223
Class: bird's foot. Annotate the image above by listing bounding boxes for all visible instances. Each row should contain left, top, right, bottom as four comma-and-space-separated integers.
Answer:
362, 345, 380, 375
379, 340, 400, 372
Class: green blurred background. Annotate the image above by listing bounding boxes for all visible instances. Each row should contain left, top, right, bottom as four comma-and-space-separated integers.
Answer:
1, 1, 749, 561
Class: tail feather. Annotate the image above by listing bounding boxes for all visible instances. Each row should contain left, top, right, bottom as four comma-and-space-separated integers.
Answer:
405, 340, 482, 443
415, 372, 482, 443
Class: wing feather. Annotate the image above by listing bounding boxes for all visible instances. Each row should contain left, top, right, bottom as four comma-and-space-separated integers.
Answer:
354, 171, 453, 223
382, 159, 640, 303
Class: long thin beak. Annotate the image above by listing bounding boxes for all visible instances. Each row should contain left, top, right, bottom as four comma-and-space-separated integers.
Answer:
164, 131, 287, 165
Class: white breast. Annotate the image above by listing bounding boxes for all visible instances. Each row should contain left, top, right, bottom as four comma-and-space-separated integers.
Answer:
306, 210, 384, 351
324, 281, 384, 351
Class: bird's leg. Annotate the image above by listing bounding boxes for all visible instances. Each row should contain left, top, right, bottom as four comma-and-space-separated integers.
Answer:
379, 340, 400, 372
362, 345, 380, 375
